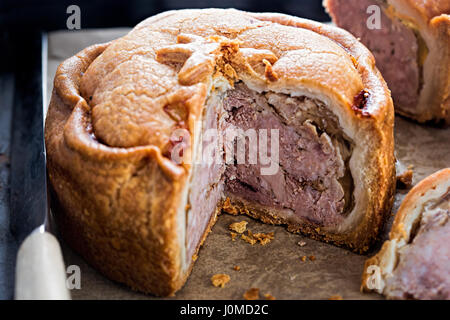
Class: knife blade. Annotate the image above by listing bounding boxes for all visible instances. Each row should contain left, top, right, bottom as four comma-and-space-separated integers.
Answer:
9, 31, 70, 300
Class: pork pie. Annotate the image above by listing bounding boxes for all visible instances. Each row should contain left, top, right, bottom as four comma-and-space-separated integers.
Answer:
45, 9, 396, 296
361, 168, 450, 299
325, 0, 450, 124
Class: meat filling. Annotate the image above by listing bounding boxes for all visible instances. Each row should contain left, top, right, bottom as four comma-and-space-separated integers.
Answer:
386, 191, 450, 300
223, 83, 353, 227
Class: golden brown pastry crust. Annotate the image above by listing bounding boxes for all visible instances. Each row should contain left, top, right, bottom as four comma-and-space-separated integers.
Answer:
45, 9, 395, 296
361, 168, 450, 297
397, 0, 450, 23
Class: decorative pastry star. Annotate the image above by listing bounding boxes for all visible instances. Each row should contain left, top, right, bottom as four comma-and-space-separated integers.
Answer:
156, 33, 279, 84
156, 34, 223, 85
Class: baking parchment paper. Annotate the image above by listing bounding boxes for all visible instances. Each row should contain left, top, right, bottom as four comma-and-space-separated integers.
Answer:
47, 29, 450, 300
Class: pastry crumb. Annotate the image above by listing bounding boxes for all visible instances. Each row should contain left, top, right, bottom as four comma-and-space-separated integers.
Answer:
233, 265, 241, 271
315, 227, 321, 233
297, 241, 307, 247
243, 288, 260, 300
264, 293, 276, 300
241, 231, 257, 245
309, 255, 316, 261
192, 254, 198, 262
300, 256, 307, 262
211, 274, 230, 288
253, 232, 274, 245
241, 230, 274, 245
397, 169, 413, 189
329, 295, 343, 300
223, 198, 239, 215
229, 221, 248, 234
230, 232, 238, 241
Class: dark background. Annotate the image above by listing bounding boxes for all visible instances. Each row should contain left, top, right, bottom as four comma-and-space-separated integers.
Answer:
0, 0, 331, 31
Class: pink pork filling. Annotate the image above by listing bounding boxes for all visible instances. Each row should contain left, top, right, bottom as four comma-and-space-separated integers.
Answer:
185, 83, 353, 262
386, 192, 450, 300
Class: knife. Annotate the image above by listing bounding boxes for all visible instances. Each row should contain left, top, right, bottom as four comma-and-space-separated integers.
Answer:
9, 31, 70, 300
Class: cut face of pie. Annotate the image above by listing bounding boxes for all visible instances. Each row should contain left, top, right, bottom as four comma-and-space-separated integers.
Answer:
362, 168, 450, 300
